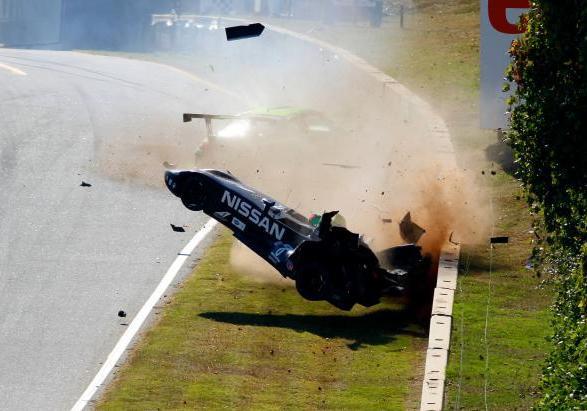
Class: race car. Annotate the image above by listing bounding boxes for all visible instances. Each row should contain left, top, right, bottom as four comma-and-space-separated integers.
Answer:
164, 167, 429, 310
184, 106, 334, 138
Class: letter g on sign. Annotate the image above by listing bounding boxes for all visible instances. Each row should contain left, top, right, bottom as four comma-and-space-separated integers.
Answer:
488, 0, 530, 34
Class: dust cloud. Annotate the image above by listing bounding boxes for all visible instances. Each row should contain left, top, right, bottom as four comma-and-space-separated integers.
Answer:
95, 24, 491, 282
230, 242, 294, 286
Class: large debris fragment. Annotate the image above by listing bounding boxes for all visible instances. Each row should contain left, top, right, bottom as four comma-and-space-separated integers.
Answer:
399, 212, 426, 244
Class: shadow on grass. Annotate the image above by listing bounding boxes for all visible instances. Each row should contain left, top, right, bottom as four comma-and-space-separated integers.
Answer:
485, 140, 517, 174
199, 308, 425, 350
460, 244, 521, 275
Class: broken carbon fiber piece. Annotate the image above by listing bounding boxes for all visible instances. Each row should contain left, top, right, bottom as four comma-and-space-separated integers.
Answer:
225, 23, 265, 41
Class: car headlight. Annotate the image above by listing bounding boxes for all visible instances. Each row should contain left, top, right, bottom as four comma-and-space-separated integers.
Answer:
217, 120, 251, 138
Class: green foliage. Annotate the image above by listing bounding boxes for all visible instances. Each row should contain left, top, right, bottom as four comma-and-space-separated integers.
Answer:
537, 247, 587, 410
506, 2, 587, 409
506, 1, 587, 252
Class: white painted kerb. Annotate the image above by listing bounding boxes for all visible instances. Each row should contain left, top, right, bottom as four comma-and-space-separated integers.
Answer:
420, 245, 460, 411
71, 219, 218, 411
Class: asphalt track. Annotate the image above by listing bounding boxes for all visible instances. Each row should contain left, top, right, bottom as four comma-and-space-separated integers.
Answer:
0, 49, 234, 410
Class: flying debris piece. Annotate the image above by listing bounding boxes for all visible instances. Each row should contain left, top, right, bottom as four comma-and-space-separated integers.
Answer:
490, 236, 509, 244
399, 212, 426, 244
449, 231, 460, 245
381, 218, 393, 224
170, 224, 186, 232
164, 168, 429, 310
322, 163, 361, 169
117, 310, 126, 318
80, 181, 92, 187
225, 23, 265, 41
163, 161, 175, 169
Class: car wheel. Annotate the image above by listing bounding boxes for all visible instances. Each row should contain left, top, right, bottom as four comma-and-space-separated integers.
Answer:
295, 260, 329, 301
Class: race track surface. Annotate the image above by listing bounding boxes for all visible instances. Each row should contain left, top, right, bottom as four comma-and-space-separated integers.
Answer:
0, 49, 234, 410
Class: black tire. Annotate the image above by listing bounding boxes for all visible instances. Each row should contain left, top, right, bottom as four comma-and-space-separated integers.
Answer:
295, 260, 329, 301
293, 251, 357, 310
295, 263, 356, 310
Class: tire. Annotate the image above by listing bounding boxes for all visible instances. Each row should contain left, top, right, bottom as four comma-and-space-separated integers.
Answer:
295, 260, 328, 301
294, 252, 357, 310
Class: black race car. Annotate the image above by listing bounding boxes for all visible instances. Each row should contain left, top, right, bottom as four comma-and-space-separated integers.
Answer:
165, 168, 428, 310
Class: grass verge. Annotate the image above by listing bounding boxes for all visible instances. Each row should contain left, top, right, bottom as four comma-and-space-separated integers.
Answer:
98, 231, 426, 410
445, 175, 551, 410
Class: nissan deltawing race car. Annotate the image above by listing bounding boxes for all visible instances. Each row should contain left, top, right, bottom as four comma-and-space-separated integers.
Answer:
165, 168, 429, 310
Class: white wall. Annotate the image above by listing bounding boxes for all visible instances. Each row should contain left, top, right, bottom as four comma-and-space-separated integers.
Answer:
480, 0, 529, 129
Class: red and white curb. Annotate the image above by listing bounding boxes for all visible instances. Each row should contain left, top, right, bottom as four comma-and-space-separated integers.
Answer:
420, 245, 460, 410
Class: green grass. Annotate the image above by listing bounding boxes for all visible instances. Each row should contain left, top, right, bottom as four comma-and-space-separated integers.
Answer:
445, 176, 552, 410
98, 232, 426, 410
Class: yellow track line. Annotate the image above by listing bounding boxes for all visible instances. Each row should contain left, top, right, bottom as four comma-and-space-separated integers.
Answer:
0, 62, 27, 76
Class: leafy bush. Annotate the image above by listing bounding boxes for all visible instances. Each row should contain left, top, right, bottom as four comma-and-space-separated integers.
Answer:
507, 1, 586, 252
507, 1, 587, 409
538, 247, 587, 409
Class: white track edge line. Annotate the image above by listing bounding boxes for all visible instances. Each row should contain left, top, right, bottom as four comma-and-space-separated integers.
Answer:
71, 218, 218, 411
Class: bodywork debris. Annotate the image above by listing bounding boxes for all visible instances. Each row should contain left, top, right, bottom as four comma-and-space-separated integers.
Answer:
225, 23, 265, 41
170, 224, 186, 232
322, 163, 360, 169
399, 212, 426, 244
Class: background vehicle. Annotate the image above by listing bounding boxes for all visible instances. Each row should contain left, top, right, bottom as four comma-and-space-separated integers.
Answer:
186, 106, 332, 141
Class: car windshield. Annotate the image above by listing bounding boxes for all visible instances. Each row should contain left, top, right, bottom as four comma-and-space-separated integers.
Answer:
277, 210, 314, 236
279, 216, 314, 236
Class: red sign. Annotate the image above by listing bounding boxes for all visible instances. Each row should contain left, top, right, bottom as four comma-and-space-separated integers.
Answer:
488, 0, 530, 34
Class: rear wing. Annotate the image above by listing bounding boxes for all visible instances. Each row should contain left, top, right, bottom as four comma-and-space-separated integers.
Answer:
183, 112, 283, 139
183, 113, 241, 139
